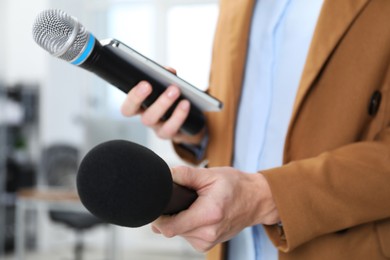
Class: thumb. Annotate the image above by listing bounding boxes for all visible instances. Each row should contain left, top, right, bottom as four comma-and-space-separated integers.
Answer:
171, 166, 206, 191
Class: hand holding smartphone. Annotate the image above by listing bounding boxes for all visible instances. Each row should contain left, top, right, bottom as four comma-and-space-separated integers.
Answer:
96, 39, 223, 135
33, 9, 222, 135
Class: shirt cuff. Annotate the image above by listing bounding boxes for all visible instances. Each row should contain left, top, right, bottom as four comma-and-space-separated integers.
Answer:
178, 131, 209, 161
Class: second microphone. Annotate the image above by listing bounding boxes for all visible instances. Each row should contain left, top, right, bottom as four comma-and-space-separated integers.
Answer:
32, 9, 223, 135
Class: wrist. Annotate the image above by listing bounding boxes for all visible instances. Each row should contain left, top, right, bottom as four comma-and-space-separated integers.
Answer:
251, 173, 280, 225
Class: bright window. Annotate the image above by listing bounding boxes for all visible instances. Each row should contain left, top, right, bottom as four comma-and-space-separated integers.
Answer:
105, 1, 219, 116
108, 3, 155, 58
167, 4, 219, 90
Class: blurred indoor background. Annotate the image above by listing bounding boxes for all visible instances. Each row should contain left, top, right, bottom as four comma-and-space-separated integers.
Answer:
0, 0, 218, 259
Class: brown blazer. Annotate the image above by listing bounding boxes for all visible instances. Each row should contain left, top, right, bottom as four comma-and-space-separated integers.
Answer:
175, 0, 390, 259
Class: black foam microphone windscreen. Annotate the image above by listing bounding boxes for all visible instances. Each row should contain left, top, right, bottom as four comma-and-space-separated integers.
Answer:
77, 140, 197, 227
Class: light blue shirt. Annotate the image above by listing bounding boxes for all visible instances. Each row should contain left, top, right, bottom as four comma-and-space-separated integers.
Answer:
229, 0, 323, 260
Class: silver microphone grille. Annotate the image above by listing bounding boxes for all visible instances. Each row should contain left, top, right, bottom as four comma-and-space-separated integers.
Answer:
32, 9, 89, 62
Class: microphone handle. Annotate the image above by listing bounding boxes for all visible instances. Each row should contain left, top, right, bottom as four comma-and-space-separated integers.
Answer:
163, 183, 198, 215
80, 40, 205, 135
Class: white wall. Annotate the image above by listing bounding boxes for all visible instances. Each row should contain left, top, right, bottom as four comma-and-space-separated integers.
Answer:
2, 0, 49, 84
0, 1, 7, 80
0, 1, 6, 80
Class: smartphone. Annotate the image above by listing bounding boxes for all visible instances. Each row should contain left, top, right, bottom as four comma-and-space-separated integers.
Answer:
101, 39, 223, 112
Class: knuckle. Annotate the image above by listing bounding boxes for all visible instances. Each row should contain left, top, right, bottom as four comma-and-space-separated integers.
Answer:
202, 228, 219, 243
174, 165, 192, 176
208, 206, 224, 224
120, 101, 137, 117
193, 242, 214, 253
120, 105, 130, 116
156, 132, 169, 140
158, 127, 176, 140
141, 115, 154, 126
162, 229, 175, 238
195, 246, 208, 253
174, 104, 189, 119
156, 131, 169, 140
161, 96, 175, 106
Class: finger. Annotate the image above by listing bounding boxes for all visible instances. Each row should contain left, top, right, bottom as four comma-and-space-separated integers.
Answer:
154, 218, 227, 252
153, 194, 223, 237
155, 100, 190, 139
181, 235, 217, 253
151, 224, 161, 234
121, 81, 152, 116
153, 167, 221, 236
141, 85, 180, 126
170, 166, 209, 190
165, 66, 177, 75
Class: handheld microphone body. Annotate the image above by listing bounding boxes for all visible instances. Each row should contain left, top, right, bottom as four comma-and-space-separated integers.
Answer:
32, 10, 206, 135
76, 140, 198, 228
78, 38, 205, 134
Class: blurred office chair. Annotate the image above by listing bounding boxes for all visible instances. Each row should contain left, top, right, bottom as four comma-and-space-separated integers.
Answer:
42, 144, 106, 260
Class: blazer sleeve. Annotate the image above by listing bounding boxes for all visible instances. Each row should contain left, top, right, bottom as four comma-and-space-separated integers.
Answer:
262, 117, 390, 252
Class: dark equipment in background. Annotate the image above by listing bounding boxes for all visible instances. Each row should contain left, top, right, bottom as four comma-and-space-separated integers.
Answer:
42, 144, 106, 260
0, 84, 39, 255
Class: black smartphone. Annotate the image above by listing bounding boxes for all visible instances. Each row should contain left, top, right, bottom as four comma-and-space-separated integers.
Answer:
101, 39, 223, 112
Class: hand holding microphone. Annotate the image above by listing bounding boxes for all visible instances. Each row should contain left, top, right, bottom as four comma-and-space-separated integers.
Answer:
32, 9, 222, 136
76, 140, 198, 227
76, 140, 279, 252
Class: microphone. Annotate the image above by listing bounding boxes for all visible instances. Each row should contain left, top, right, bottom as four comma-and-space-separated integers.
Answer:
32, 9, 206, 135
76, 140, 198, 227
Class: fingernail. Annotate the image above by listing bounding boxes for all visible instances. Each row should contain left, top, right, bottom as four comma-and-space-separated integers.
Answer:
167, 86, 179, 99
180, 100, 190, 111
152, 225, 161, 234
137, 82, 150, 96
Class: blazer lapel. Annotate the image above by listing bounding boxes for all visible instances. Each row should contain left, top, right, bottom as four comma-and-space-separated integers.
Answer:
290, 0, 371, 122
227, 0, 257, 112
207, 1, 255, 259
